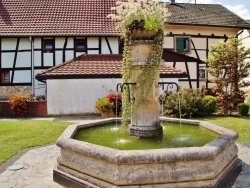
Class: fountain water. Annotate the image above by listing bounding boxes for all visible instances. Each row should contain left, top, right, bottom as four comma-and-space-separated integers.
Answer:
53, 32, 240, 188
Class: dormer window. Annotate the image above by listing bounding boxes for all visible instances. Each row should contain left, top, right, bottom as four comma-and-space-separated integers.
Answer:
75, 38, 87, 51
43, 39, 54, 52
175, 37, 191, 53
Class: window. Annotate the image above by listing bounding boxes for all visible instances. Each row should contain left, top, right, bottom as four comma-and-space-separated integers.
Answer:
75, 38, 87, 51
1, 71, 10, 83
199, 67, 206, 79
43, 40, 54, 52
175, 37, 190, 53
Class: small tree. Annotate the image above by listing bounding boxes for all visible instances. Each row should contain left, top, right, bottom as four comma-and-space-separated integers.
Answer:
206, 37, 250, 114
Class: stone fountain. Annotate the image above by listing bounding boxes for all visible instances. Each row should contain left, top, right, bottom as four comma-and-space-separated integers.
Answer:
129, 35, 163, 138
53, 32, 240, 187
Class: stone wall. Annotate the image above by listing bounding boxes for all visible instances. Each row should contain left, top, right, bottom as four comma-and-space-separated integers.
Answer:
0, 86, 32, 100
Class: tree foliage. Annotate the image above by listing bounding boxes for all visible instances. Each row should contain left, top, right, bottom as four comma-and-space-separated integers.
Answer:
206, 37, 250, 114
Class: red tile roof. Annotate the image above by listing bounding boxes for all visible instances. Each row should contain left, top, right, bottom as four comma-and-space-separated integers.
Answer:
0, 1, 249, 37
36, 54, 187, 80
0, 0, 118, 36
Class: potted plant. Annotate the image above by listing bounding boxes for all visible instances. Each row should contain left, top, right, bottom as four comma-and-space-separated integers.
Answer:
108, 0, 169, 37
95, 93, 122, 118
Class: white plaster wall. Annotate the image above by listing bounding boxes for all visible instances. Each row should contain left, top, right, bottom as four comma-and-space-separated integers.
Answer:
88, 50, 99, 54
101, 37, 119, 54
239, 29, 250, 79
65, 51, 74, 62
191, 38, 206, 49
163, 36, 174, 49
165, 25, 239, 36
47, 78, 178, 115
1, 38, 16, 68
13, 70, 31, 83
19, 38, 30, 50
1, 38, 17, 50
34, 69, 47, 96
16, 52, 31, 67
34, 38, 41, 48
88, 37, 99, 48
67, 37, 74, 48
75, 52, 85, 57
239, 29, 250, 49
47, 79, 122, 115
108, 37, 119, 54
34, 51, 42, 66
165, 61, 197, 79
1, 53, 15, 68
55, 51, 63, 64
43, 53, 53, 66
55, 37, 65, 48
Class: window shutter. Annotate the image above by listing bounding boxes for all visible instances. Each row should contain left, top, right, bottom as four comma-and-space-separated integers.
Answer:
176, 38, 184, 52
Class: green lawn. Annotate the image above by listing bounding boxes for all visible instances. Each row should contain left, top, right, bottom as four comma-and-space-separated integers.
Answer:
0, 120, 72, 165
0, 117, 249, 165
197, 116, 250, 143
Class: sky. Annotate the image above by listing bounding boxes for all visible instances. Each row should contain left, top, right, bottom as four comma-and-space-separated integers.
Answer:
172, 0, 250, 20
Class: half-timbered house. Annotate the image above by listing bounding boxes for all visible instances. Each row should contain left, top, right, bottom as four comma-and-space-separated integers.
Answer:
0, 0, 119, 100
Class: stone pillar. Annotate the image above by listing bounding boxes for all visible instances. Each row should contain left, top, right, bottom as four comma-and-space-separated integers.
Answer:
129, 42, 163, 137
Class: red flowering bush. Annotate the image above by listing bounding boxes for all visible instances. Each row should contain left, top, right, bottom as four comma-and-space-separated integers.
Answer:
95, 93, 122, 115
8, 93, 31, 116
107, 93, 122, 103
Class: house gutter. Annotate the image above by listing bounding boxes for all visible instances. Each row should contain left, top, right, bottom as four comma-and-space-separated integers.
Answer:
29, 36, 35, 96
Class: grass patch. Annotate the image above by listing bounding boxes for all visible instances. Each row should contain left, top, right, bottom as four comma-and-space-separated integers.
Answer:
1, 117, 249, 165
197, 116, 250, 142
0, 120, 72, 165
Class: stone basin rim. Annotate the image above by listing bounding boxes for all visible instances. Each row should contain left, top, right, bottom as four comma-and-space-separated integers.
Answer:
56, 117, 238, 164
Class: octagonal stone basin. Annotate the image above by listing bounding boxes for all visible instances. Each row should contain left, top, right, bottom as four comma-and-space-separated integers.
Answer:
54, 117, 239, 188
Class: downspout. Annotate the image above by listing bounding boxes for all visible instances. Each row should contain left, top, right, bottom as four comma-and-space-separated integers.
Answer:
29, 36, 35, 97
236, 29, 244, 38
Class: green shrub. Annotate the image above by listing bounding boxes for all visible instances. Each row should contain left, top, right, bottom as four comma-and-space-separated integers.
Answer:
203, 95, 217, 115
237, 103, 249, 116
164, 89, 206, 118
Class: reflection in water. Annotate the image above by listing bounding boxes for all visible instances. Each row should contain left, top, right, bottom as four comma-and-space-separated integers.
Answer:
110, 127, 119, 131
115, 139, 131, 145
74, 122, 219, 150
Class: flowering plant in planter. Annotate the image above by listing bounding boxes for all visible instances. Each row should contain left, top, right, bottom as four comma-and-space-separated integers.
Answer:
108, 0, 169, 37
95, 93, 122, 116
95, 97, 114, 114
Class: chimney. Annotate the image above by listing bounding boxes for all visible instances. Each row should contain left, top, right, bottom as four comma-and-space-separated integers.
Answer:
170, 0, 175, 4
